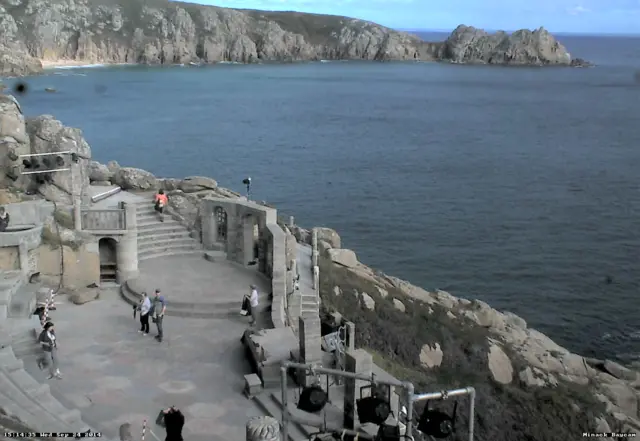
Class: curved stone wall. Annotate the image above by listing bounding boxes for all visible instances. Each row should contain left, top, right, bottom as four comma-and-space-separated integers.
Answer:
0, 225, 43, 250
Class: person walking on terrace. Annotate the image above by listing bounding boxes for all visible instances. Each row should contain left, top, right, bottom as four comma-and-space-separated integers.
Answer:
138, 291, 151, 335
153, 289, 166, 342
38, 322, 61, 379
0, 206, 10, 232
154, 190, 168, 222
246, 284, 259, 326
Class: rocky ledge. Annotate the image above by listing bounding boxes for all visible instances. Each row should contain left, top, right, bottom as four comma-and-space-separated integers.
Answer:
2, 94, 629, 440
0, 0, 587, 76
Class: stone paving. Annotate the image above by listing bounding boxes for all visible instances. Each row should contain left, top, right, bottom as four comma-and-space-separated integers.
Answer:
137, 255, 271, 305
25, 258, 271, 441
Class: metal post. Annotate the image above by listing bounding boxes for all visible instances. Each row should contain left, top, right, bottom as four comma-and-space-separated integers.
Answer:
405, 381, 414, 440
281, 366, 289, 441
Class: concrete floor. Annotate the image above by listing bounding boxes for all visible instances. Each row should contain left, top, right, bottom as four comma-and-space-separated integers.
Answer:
27, 272, 268, 441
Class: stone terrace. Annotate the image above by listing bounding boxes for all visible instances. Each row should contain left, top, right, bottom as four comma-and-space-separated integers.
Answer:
22, 286, 266, 441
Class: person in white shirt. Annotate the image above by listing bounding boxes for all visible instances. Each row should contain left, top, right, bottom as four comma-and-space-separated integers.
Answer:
138, 292, 151, 335
248, 284, 259, 326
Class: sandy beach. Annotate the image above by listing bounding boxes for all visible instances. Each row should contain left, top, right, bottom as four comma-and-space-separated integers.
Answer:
40, 59, 106, 68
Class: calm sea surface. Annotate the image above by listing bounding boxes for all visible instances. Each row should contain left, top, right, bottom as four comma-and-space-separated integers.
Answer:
7, 33, 640, 362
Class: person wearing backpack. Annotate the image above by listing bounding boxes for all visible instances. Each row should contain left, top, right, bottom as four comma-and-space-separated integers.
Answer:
38, 322, 61, 379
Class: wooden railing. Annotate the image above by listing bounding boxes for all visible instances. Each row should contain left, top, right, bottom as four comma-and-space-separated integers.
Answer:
81, 209, 126, 231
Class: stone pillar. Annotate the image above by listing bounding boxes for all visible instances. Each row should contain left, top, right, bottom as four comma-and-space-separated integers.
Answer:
243, 216, 254, 266
201, 201, 216, 249
345, 321, 356, 351
343, 349, 374, 430
299, 315, 322, 387
246, 416, 280, 441
73, 197, 82, 231
116, 202, 138, 283
18, 239, 29, 278
312, 228, 318, 251
289, 216, 294, 227
312, 250, 318, 268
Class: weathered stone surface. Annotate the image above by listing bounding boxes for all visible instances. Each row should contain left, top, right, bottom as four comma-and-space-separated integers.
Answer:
314, 227, 341, 249
600, 382, 638, 418
332, 286, 341, 296
488, 342, 513, 384
112, 167, 158, 190
392, 298, 405, 312
375, 286, 388, 298
603, 360, 638, 381
69, 287, 100, 305
419, 343, 443, 368
246, 416, 280, 441
119, 423, 133, 441
179, 176, 218, 193
360, 292, 375, 310
88, 160, 112, 182
326, 248, 358, 268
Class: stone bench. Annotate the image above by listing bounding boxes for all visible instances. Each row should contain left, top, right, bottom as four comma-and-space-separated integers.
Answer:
244, 373, 263, 398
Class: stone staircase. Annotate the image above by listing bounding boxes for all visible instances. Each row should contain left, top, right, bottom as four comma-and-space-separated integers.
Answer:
0, 272, 109, 440
133, 200, 203, 260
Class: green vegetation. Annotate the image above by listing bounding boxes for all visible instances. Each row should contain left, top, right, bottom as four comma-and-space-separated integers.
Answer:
41, 224, 80, 250
320, 275, 603, 441
53, 208, 74, 230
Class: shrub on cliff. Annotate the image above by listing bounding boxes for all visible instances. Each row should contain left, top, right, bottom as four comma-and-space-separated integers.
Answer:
320, 282, 602, 441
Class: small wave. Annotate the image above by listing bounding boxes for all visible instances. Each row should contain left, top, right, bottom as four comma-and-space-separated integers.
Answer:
320, 60, 331, 63
217, 61, 242, 65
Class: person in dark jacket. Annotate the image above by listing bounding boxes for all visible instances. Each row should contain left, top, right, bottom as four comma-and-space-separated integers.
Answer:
161, 407, 184, 441
0, 207, 10, 232
38, 321, 61, 379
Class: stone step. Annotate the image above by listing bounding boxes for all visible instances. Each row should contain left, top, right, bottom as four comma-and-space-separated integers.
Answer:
0, 272, 24, 306
0, 367, 69, 432
0, 347, 26, 372
137, 231, 191, 243
137, 219, 182, 230
137, 236, 196, 250
252, 393, 309, 441
137, 224, 190, 237
120, 283, 260, 319
203, 251, 227, 262
6, 367, 83, 430
138, 243, 202, 259
8, 284, 38, 319
137, 249, 205, 262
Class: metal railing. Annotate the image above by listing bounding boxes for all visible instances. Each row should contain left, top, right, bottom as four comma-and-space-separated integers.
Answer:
81, 209, 126, 231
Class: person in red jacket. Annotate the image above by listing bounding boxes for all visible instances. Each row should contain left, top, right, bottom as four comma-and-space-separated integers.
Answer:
154, 190, 168, 222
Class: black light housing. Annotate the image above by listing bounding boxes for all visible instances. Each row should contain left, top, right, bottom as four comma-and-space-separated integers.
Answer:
242, 177, 251, 186
23, 158, 40, 170
7, 149, 18, 161
42, 157, 52, 168
376, 424, 401, 441
71, 153, 79, 163
356, 396, 391, 425
297, 385, 328, 413
55, 155, 65, 166
417, 400, 458, 439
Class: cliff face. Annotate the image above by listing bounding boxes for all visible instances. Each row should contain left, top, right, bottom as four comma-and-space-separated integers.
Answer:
0, 0, 441, 76
442, 24, 588, 66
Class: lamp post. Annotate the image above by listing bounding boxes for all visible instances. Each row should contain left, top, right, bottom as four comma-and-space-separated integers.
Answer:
242, 177, 251, 200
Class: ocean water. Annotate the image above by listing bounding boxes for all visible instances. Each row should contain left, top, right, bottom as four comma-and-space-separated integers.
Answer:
6, 33, 640, 362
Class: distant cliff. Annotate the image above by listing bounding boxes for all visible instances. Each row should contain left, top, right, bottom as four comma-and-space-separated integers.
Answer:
0, 0, 588, 77
441, 24, 590, 67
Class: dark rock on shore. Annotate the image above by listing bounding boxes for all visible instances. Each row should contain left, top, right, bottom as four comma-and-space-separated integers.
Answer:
440, 24, 589, 66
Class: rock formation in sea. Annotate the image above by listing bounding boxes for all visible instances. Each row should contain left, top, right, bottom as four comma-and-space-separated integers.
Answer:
0, 93, 635, 439
0, 0, 587, 76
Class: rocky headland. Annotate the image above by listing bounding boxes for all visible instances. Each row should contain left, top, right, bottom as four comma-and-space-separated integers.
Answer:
0, 92, 636, 440
0, 0, 588, 77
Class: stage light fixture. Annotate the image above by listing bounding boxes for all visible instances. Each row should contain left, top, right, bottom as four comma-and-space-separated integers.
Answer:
375, 424, 401, 441
71, 153, 79, 163
356, 396, 391, 425
417, 400, 458, 439
7, 149, 18, 161
297, 385, 328, 413
55, 155, 65, 166
42, 156, 52, 168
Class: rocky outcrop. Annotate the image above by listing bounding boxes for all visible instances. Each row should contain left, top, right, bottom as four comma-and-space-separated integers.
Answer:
315, 230, 638, 440
440, 24, 590, 66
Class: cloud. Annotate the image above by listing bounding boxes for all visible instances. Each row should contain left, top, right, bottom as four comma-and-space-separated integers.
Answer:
567, 5, 591, 14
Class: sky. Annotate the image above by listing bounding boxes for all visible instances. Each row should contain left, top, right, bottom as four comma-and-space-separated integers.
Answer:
188, 0, 640, 35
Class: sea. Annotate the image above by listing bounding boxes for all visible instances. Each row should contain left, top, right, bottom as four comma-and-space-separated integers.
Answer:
5, 31, 640, 363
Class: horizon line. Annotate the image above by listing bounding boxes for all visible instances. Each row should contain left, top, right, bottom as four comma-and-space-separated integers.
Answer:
401, 28, 640, 37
